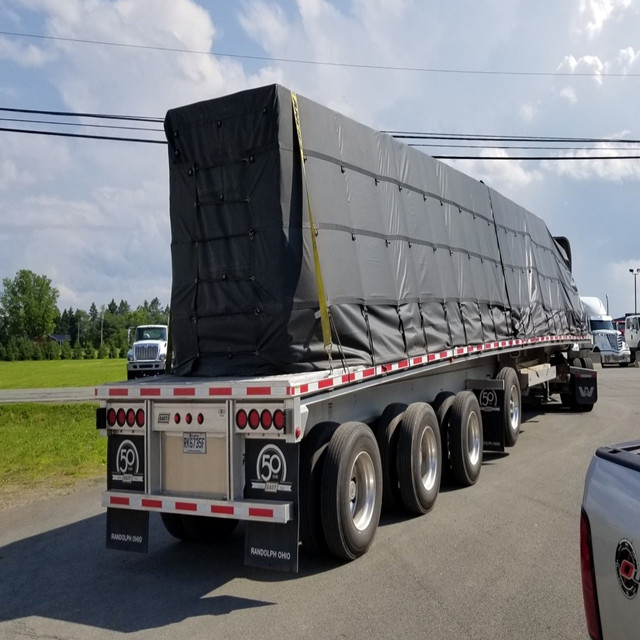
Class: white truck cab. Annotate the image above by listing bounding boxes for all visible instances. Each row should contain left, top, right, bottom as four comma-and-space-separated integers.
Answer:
580, 297, 631, 367
624, 315, 640, 363
126, 324, 169, 380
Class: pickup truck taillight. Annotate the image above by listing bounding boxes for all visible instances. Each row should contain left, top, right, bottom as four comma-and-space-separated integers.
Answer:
580, 508, 602, 640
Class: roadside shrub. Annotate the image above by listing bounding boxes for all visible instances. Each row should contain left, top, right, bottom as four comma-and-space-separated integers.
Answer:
60, 341, 73, 360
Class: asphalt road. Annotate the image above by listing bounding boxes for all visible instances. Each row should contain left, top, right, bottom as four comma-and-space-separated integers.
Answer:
0, 387, 96, 404
1, 366, 638, 640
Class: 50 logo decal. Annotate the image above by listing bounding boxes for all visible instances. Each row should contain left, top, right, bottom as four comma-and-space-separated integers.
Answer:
479, 389, 498, 409
111, 438, 144, 485
251, 444, 292, 494
117, 440, 140, 474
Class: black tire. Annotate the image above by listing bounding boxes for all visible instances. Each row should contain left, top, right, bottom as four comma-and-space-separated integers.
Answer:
160, 512, 190, 541
373, 403, 406, 510
396, 403, 441, 514
449, 391, 483, 487
432, 392, 456, 484
583, 357, 594, 370
320, 422, 382, 561
299, 422, 340, 554
496, 367, 521, 447
181, 515, 238, 543
620, 362, 629, 368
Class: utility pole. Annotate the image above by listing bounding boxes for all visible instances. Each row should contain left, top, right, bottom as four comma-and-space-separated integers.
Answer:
630, 268, 640, 314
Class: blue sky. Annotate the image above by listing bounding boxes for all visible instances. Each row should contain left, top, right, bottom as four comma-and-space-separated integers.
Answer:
1, 0, 639, 317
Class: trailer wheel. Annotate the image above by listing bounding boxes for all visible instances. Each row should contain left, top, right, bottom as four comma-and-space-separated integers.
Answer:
299, 422, 340, 554
160, 512, 190, 541
373, 403, 406, 510
180, 515, 238, 543
496, 367, 521, 447
431, 391, 456, 484
396, 402, 441, 514
320, 422, 382, 561
449, 391, 483, 486
580, 357, 594, 370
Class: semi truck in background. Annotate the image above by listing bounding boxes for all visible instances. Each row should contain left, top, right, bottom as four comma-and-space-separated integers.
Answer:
126, 324, 169, 380
623, 314, 640, 363
96, 85, 597, 572
580, 297, 630, 367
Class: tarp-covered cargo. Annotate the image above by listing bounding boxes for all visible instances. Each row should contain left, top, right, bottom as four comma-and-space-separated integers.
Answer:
164, 84, 586, 377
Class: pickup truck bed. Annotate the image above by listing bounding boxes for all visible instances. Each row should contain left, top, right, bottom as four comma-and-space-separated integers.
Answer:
581, 441, 640, 639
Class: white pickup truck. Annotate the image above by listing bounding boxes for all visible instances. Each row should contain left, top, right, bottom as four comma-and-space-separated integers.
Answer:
581, 441, 640, 639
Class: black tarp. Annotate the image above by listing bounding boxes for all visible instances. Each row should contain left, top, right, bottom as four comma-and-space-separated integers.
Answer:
164, 84, 586, 376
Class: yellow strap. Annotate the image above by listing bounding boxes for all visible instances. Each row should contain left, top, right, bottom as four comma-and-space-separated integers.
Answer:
291, 92, 332, 356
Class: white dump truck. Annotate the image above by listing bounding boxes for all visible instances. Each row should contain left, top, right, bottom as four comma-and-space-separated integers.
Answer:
96, 85, 596, 572
126, 324, 169, 380
580, 297, 630, 367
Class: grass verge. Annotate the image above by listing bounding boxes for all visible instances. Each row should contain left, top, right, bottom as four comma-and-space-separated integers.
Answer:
0, 358, 128, 389
0, 403, 105, 509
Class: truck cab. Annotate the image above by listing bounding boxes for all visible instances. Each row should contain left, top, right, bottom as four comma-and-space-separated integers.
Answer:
580, 297, 631, 367
624, 315, 640, 363
126, 324, 169, 380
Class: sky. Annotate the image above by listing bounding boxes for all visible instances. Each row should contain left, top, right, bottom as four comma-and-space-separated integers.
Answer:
1, 0, 639, 318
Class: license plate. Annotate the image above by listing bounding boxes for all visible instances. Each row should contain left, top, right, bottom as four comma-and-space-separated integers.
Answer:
183, 432, 206, 454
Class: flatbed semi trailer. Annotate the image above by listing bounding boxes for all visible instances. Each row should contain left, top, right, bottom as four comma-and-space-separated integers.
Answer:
97, 335, 595, 571
96, 84, 596, 572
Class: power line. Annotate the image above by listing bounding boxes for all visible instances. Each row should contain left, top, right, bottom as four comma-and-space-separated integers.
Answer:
0, 106, 161, 122
0, 116, 163, 132
0, 126, 166, 144
2, 108, 640, 158
431, 153, 640, 160
3, 125, 640, 158
390, 132, 640, 144
1, 30, 637, 78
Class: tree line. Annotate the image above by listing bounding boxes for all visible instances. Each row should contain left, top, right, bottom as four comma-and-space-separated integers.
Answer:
0, 269, 169, 361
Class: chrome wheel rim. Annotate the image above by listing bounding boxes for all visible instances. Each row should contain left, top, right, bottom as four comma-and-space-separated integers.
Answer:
349, 451, 377, 531
419, 426, 438, 491
467, 411, 481, 466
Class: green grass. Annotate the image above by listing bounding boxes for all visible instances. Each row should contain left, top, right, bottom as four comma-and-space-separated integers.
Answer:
0, 358, 128, 389
0, 403, 105, 496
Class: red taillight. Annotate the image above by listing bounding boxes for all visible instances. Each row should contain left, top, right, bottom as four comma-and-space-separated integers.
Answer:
126, 408, 135, 427
174, 413, 181, 424
107, 408, 116, 426
236, 409, 248, 429
197, 413, 204, 425
580, 509, 602, 640
248, 409, 260, 430
136, 409, 145, 427
261, 409, 272, 428
185, 413, 193, 425
273, 409, 285, 430
116, 408, 126, 427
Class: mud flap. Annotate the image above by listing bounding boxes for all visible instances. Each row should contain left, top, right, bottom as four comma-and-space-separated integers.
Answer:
570, 366, 598, 405
106, 508, 149, 552
467, 379, 505, 452
243, 441, 299, 572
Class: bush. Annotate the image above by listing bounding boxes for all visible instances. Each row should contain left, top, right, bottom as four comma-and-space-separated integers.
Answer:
60, 341, 73, 360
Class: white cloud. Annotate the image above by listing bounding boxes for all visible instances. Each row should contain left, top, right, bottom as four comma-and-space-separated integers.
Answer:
560, 87, 578, 103
447, 150, 543, 198
0, 36, 53, 66
557, 54, 604, 85
578, 0, 633, 37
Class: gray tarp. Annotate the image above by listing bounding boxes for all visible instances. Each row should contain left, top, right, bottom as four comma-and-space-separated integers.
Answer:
164, 84, 586, 376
